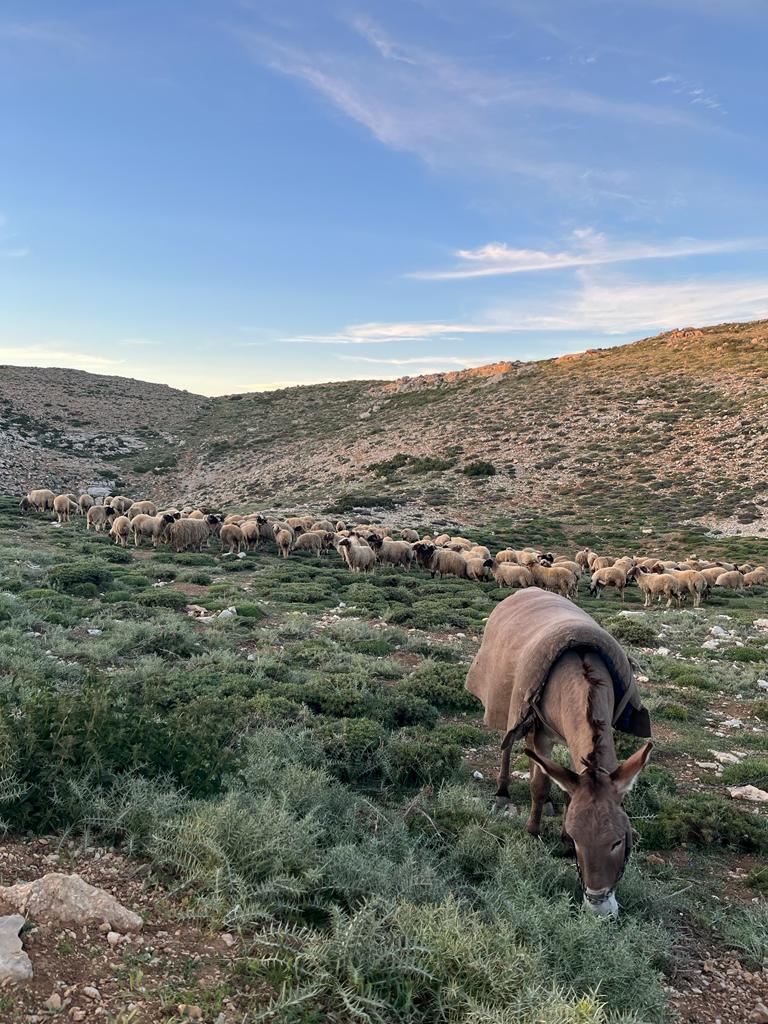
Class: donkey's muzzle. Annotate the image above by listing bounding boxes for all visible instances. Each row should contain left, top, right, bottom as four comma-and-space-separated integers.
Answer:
583, 888, 618, 917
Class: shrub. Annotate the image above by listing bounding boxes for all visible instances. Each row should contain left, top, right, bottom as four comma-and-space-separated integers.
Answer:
605, 616, 657, 647
399, 662, 480, 713
463, 460, 497, 478
135, 589, 189, 610
316, 717, 387, 783
384, 727, 462, 787
636, 794, 768, 852
235, 603, 266, 619
48, 561, 113, 594
720, 757, 768, 787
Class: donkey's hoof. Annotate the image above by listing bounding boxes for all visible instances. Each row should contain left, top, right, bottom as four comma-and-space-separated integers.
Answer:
493, 796, 517, 815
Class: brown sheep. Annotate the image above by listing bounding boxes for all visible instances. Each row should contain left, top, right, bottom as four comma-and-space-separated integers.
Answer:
220, 523, 246, 554
466, 545, 492, 561
433, 533, 451, 547
714, 570, 745, 591
492, 563, 533, 589
275, 528, 294, 559
494, 549, 517, 564
529, 563, 578, 599
699, 566, 726, 587
53, 494, 74, 523
311, 519, 335, 534
338, 536, 376, 573
109, 515, 132, 547
589, 566, 629, 602
132, 513, 175, 548
400, 528, 420, 543
108, 495, 132, 514
78, 493, 94, 515
744, 566, 768, 587
631, 566, 681, 608
127, 500, 158, 520
464, 556, 494, 582
86, 505, 117, 532
671, 569, 710, 608
166, 515, 220, 552
414, 543, 469, 580
368, 536, 414, 570
293, 531, 326, 555
21, 489, 56, 513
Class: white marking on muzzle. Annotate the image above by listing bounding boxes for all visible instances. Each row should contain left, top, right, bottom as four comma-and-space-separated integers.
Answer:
583, 889, 618, 917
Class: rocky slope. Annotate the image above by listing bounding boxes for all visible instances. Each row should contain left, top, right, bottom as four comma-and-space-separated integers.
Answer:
2, 320, 767, 529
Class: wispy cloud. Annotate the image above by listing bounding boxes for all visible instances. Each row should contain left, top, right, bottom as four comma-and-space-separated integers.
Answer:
281, 321, 522, 345
651, 73, 725, 113
488, 272, 768, 334
0, 346, 123, 370
0, 20, 88, 50
336, 354, 502, 366
411, 229, 765, 280
120, 337, 158, 346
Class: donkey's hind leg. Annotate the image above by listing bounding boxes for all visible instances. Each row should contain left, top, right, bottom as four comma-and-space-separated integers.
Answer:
493, 743, 514, 812
525, 731, 555, 836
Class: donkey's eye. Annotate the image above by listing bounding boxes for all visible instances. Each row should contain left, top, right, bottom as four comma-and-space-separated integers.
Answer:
611, 838, 624, 851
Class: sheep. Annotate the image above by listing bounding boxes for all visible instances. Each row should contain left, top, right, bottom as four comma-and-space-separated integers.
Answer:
220, 523, 246, 554
589, 565, 629, 602
492, 563, 533, 589
293, 531, 326, 555
240, 519, 264, 549
336, 521, 347, 532
87, 505, 117, 532
590, 555, 615, 571
109, 515, 131, 547
631, 566, 681, 608
368, 536, 414, 570
53, 494, 75, 523
127, 500, 158, 520
400, 528, 420, 543
311, 519, 335, 534
224, 514, 244, 525
744, 567, 768, 587
550, 559, 582, 579
108, 495, 132, 514
447, 537, 473, 551
157, 508, 183, 521
286, 516, 310, 535
132, 513, 175, 548
464, 556, 494, 582
413, 543, 469, 580
494, 549, 517, 564
714, 570, 745, 591
671, 569, 710, 608
466, 545, 491, 560
433, 533, 451, 547
275, 528, 294, 559
78, 494, 94, 515
529, 563, 578, 599
166, 515, 220, 552
699, 566, 726, 587
338, 536, 376, 573
21, 488, 55, 513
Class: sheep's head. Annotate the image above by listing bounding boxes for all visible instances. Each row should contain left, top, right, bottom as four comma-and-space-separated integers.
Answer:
105, 506, 117, 518
367, 534, 384, 550
19, 497, 31, 511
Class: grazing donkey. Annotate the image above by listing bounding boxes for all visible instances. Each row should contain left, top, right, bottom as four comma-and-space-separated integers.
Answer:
466, 586, 653, 917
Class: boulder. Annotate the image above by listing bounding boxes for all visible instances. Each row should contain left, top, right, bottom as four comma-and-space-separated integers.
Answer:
0, 914, 33, 983
0, 873, 142, 933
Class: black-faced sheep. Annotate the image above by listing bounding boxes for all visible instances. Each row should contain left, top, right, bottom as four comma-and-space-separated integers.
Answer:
21, 489, 56, 513
166, 515, 219, 552
338, 536, 376, 573
86, 505, 117, 532
464, 556, 494, 582
413, 543, 469, 580
132, 513, 175, 548
368, 535, 414, 570
589, 565, 629, 602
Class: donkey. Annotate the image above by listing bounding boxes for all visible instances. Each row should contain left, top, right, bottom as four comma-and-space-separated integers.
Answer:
465, 587, 653, 917
497, 649, 652, 915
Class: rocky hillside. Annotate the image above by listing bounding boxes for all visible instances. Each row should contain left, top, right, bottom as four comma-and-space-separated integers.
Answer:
2, 320, 768, 531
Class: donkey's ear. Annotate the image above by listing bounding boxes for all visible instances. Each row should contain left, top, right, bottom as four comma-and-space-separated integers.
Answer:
611, 742, 653, 797
525, 749, 580, 795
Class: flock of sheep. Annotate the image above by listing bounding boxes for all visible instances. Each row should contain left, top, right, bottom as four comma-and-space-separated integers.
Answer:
19, 487, 767, 605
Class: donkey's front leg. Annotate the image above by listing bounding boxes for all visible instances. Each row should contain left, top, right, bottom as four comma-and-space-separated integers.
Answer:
525, 731, 555, 836
493, 743, 513, 811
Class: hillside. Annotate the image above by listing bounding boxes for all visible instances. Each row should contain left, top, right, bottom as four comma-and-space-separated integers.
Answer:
2, 320, 768, 532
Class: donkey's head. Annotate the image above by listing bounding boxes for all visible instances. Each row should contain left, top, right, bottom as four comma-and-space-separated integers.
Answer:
525, 742, 653, 916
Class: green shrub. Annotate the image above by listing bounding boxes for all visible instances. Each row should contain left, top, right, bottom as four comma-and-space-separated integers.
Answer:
316, 717, 386, 784
463, 460, 497, 477
605, 616, 657, 647
636, 794, 768, 852
48, 561, 113, 594
655, 701, 688, 721
136, 589, 189, 610
399, 662, 480, 713
384, 727, 462, 787
720, 757, 768, 786
235, 603, 266, 619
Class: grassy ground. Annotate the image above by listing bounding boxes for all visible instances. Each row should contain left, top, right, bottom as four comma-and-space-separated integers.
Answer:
1, 498, 767, 1023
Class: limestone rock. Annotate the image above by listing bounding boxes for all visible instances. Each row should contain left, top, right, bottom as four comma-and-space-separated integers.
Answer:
729, 784, 768, 803
0, 873, 142, 933
0, 914, 33, 983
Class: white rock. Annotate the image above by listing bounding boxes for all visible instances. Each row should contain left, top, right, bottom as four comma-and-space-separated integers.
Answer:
757, 679, 768, 692
220, 932, 235, 948
655, 647, 670, 656
721, 718, 744, 729
0, 873, 142, 933
217, 607, 237, 619
107, 931, 121, 946
701, 640, 720, 651
728, 785, 768, 803
83, 986, 101, 1000
753, 619, 768, 629
45, 993, 62, 1010
86, 628, 102, 636
472, 770, 484, 780
0, 914, 33, 983
695, 762, 721, 771
236, 551, 247, 559
712, 751, 741, 765
709, 625, 729, 637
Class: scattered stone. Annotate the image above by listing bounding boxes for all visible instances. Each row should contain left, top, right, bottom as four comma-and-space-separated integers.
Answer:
0, 914, 33, 984
0, 873, 143, 933
178, 1005, 203, 1020
106, 930, 121, 946
712, 751, 741, 765
71, 1011, 87, 1022
750, 1001, 768, 1024
695, 761, 721, 771
757, 679, 768, 692
45, 993, 62, 1011
701, 639, 720, 650
709, 625, 730, 637
472, 770, 484, 780
721, 718, 744, 729
86, 628, 102, 636
217, 607, 237, 618
220, 932, 235, 948
655, 647, 670, 656
753, 619, 768, 630
83, 986, 101, 1000
728, 785, 768, 802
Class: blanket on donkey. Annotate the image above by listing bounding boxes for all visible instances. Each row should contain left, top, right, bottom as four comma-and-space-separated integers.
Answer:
465, 587, 651, 748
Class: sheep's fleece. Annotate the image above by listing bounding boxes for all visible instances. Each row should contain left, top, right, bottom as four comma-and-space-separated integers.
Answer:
465, 587, 651, 748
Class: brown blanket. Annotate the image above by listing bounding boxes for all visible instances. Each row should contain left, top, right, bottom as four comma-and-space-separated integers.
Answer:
466, 587, 651, 747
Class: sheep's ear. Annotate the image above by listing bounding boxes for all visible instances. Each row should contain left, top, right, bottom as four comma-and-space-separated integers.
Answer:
611, 742, 653, 797
525, 749, 580, 795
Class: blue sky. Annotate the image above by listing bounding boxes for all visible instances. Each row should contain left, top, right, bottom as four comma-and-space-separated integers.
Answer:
1, 0, 767, 394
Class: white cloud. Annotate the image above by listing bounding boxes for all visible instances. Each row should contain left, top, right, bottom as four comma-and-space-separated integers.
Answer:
337, 354, 502, 366
281, 321, 522, 345
489, 273, 768, 334
0, 347, 123, 371
411, 230, 765, 280
121, 337, 158, 346
651, 73, 725, 113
